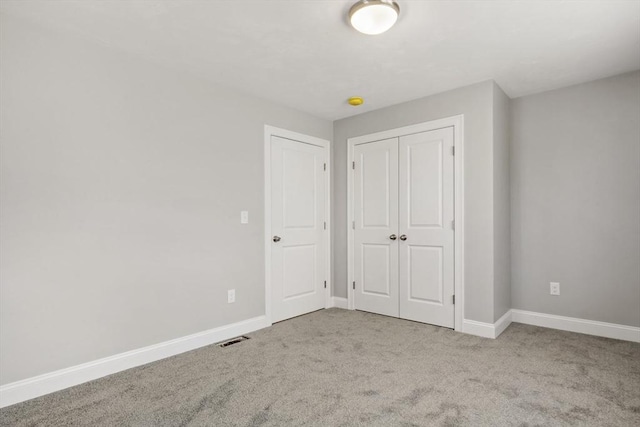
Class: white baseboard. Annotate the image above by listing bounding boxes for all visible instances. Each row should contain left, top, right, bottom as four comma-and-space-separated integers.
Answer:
462, 309, 640, 342
462, 319, 495, 338
0, 315, 271, 408
462, 310, 512, 339
511, 309, 640, 343
494, 310, 513, 337
329, 297, 349, 309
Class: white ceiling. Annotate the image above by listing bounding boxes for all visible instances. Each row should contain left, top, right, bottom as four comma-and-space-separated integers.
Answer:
2, 0, 639, 120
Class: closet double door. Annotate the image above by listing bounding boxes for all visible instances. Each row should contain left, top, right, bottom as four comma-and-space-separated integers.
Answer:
353, 127, 455, 328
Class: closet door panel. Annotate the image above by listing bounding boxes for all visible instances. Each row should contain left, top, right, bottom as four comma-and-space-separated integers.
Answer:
353, 138, 399, 317
398, 128, 455, 328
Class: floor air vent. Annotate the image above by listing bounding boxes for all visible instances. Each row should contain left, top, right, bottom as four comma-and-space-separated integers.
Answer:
219, 336, 250, 348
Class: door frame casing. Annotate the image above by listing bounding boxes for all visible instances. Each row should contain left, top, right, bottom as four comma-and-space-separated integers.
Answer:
264, 125, 331, 325
347, 115, 465, 332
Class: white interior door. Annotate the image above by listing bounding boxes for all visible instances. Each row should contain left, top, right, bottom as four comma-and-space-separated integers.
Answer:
271, 136, 326, 323
399, 128, 455, 327
353, 138, 399, 317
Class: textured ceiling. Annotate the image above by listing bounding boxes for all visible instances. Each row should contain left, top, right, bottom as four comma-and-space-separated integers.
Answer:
2, 0, 639, 120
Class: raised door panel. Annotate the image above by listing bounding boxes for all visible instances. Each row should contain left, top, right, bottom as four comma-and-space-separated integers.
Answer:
282, 149, 316, 229
362, 244, 391, 296
362, 149, 391, 228
408, 245, 443, 303
407, 141, 443, 228
282, 244, 316, 299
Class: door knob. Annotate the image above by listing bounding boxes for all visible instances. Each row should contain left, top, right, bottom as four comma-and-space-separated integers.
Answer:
399, 234, 407, 241
272, 235, 281, 242
389, 234, 397, 240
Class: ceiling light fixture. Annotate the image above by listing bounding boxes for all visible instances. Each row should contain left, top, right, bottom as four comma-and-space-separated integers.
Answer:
349, 0, 400, 35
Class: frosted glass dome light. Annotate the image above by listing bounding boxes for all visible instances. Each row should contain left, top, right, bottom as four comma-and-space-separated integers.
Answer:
349, 0, 400, 35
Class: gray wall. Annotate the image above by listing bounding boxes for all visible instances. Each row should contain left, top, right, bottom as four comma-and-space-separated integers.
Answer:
492, 83, 511, 322
511, 71, 640, 327
0, 15, 332, 385
333, 81, 498, 323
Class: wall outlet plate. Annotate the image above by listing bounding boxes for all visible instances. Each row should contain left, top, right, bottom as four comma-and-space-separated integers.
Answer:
550, 282, 560, 296
228, 289, 236, 303
240, 211, 249, 224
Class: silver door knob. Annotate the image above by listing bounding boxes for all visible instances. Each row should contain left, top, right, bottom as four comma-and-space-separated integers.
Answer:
272, 236, 281, 242
399, 234, 407, 241
389, 234, 397, 240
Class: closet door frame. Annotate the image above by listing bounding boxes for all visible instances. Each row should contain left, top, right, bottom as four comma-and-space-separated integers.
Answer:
347, 115, 464, 332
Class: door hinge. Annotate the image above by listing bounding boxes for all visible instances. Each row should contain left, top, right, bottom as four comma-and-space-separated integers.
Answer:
352, 220, 355, 230
352, 161, 355, 170
324, 280, 327, 289
453, 295, 455, 304
452, 220, 455, 230
323, 162, 326, 171
452, 146, 455, 156
352, 281, 356, 290
324, 221, 327, 230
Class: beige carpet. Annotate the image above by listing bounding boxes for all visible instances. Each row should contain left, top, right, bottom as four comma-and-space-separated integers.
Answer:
1, 308, 639, 426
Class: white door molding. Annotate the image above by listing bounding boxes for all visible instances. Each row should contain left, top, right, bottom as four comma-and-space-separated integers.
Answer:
264, 126, 331, 324
347, 115, 465, 332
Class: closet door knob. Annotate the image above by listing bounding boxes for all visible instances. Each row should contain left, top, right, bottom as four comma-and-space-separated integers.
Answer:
399, 235, 407, 241
272, 235, 281, 242
389, 234, 397, 240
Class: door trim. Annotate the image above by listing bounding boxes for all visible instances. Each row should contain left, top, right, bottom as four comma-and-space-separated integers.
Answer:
264, 125, 331, 325
347, 115, 465, 332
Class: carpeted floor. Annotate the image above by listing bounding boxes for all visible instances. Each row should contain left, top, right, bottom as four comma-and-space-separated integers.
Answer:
1, 308, 639, 426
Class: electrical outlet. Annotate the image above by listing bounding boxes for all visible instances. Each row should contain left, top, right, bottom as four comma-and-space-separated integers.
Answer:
550, 282, 560, 296
240, 211, 249, 224
228, 289, 236, 303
